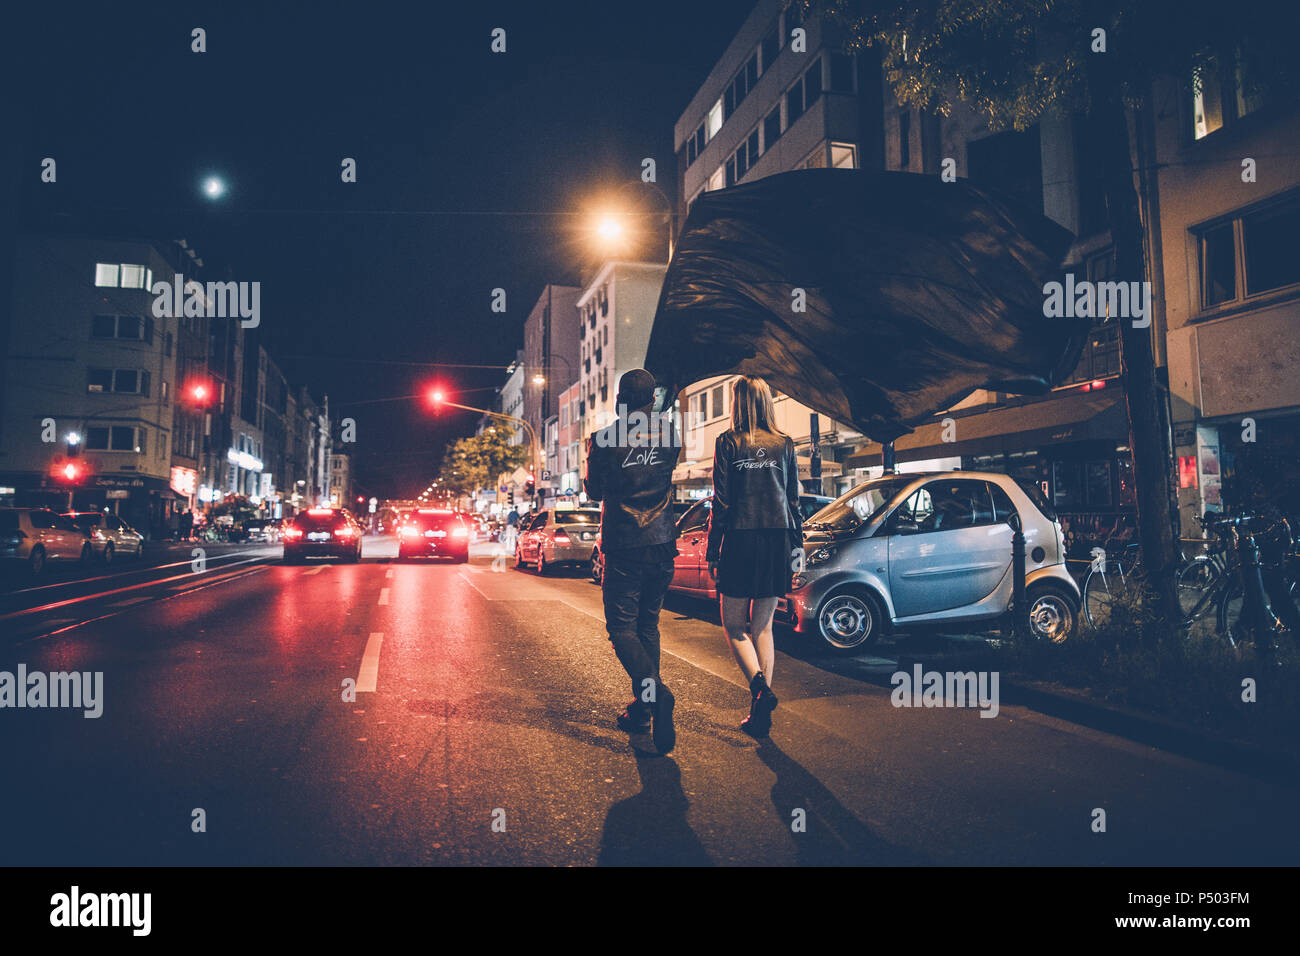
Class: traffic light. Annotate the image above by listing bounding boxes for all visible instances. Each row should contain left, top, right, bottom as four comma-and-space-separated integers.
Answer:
51, 458, 86, 484
508, 489, 515, 505
525, 474, 535, 497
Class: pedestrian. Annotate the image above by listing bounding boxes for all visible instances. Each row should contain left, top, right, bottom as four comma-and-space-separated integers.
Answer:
585, 368, 683, 754
706, 376, 802, 738
179, 508, 194, 541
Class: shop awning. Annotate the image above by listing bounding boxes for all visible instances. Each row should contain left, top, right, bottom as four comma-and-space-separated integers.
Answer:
843, 389, 1128, 469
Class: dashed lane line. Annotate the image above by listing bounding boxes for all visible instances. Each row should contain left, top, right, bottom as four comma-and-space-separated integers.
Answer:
357, 632, 383, 692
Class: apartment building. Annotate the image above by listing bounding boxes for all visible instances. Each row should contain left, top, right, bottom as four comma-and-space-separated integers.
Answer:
0, 235, 183, 535
574, 261, 668, 440
1152, 59, 1300, 527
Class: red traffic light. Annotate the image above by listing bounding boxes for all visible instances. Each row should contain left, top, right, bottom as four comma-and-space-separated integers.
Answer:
187, 382, 212, 405
429, 389, 445, 404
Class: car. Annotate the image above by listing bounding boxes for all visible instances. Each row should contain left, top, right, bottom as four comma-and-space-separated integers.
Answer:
243, 518, 282, 543
779, 471, 1080, 652
62, 511, 144, 563
518, 508, 601, 574
665, 494, 836, 600
512, 512, 538, 567
1, 507, 94, 576
282, 508, 363, 563
397, 508, 470, 562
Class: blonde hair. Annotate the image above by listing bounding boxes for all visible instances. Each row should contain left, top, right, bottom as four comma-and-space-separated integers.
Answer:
730, 376, 784, 437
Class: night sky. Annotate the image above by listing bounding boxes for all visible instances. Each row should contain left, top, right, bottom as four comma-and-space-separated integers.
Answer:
18, 0, 755, 497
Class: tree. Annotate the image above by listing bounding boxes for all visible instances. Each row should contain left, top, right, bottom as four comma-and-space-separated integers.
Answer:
438, 430, 530, 500
803, 0, 1299, 629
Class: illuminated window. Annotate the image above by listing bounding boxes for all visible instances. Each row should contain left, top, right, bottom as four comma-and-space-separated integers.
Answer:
94, 263, 118, 287
120, 264, 147, 289
707, 99, 723, 140
831, 143, 857, 169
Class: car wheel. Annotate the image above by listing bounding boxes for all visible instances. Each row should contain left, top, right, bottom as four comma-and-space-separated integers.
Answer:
537, 551, 548, 575
102, 543, 114, 565
816, 587, 884, 653
590, 550, 600, 582
80, 543, 93, 564
1027, 583, 1077, 643
29, 546, 46, 577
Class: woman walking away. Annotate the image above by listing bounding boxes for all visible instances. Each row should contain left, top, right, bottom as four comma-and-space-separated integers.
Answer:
706, 376, 802, 738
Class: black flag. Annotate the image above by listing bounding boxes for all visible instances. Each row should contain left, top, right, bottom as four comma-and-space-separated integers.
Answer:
645, 169, 1087, 442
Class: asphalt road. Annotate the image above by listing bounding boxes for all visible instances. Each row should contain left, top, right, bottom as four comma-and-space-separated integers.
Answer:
1, 536, 1296, 866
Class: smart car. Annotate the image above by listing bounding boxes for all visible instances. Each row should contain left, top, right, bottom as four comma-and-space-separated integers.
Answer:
778, 471, 1079, 651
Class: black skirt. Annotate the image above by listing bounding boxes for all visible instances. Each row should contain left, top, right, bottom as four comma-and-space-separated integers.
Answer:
716, 528, 793, 599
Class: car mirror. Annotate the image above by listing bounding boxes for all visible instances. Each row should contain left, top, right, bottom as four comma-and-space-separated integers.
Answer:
1004, 510, 1022, 533
888, 515, 919, 535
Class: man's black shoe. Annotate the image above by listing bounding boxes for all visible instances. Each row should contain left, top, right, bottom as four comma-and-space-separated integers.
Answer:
652, 683, 676, 754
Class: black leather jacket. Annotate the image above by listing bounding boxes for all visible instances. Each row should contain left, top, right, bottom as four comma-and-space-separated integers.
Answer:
706, 429, 801, 562
584, 412, 682, 553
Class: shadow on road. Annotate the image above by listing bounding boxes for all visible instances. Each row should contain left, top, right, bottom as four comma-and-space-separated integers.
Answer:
754, 738, 930, 866
597, 754, 711, 866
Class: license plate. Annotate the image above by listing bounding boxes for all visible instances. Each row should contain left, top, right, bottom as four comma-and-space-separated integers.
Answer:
425, 530, 446, 538
580, 532, 592, 540
307, 532, 330, 541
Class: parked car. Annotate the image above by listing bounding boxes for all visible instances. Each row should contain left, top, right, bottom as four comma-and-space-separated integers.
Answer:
62, 511, 144, 563
282, 508, 363, 563
397, 508, 470, 562
779, 471, 1079, 651
517, 508, 601, 574
1, 508, 93, 576
512, 512, 537, 565
243, 518, 282, 543
665, 494, 835, 600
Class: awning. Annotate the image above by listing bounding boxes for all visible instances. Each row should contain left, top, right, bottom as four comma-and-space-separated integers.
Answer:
843, 389, 1128, 469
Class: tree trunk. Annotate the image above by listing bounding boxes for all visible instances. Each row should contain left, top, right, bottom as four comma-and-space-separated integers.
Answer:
1091, 90, 1181, 632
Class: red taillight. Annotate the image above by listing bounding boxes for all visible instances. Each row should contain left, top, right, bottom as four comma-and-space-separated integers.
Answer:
554, 530, 570, 543
399, 526, 419, 538
283, 527, 303, 540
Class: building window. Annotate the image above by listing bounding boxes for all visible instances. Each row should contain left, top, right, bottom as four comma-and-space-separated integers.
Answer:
711, 384, 725, 420
707, 99, 723, 140
747, 129, 760, 168
761, 23, 780, 72
787, 78, 805, 125
726, 154, 737, 187
1200, 223, 1236, 307
1196, 194, 1300, 310
93, 263, 151, 290
85, 425, 142, 452
1192, 53, 1264, 141
1243, 200, 1300, 296
764, 105, 782, 151
830, 142, 857, 169
708, 166, 725, 192
90, 314, 152, 341
804, 62, 822, 109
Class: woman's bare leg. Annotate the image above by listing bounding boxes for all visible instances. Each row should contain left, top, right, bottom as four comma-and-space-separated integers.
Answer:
749, 597, 779, 685
721, 595, 760, 682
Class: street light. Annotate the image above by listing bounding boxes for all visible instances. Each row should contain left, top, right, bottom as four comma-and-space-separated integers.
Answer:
202, 176, 226, 200
591, 181, 676, 261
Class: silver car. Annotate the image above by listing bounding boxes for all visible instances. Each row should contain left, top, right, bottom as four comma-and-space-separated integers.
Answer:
779, 471, 1079, 650
64, 511, 144, 563
520, 508, 602, 574
0, 508, 94, 576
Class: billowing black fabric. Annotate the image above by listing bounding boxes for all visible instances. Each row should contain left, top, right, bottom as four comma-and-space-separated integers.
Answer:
645, 169, 1087, 442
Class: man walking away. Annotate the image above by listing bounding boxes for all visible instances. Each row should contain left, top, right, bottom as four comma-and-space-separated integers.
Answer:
585, 369, 683, 754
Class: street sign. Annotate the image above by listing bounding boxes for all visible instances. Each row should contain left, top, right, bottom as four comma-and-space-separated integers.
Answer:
369, 496, 378, 514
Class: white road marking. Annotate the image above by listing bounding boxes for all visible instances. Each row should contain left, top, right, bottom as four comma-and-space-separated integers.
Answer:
357, 632, 384, 692
385, 569, 394, 578
378, 587, 390, 605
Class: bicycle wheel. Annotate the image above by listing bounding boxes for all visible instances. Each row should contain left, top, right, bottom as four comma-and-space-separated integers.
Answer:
1083, 557, 1139, 628
1180, 556, 1216, 632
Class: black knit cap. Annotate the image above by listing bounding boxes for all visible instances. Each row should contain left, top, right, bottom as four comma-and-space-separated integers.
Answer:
617, 368, 657, 410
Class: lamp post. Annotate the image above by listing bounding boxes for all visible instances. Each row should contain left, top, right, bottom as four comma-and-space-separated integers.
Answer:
433, 396, 542, 490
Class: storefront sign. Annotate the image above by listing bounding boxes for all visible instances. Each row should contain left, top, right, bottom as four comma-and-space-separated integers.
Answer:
227, 448, 263, 471
106, 489, 129, 500
170, 466, 198, 497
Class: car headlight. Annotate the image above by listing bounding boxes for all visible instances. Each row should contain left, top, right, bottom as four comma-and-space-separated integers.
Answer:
805, 545, 836, 568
